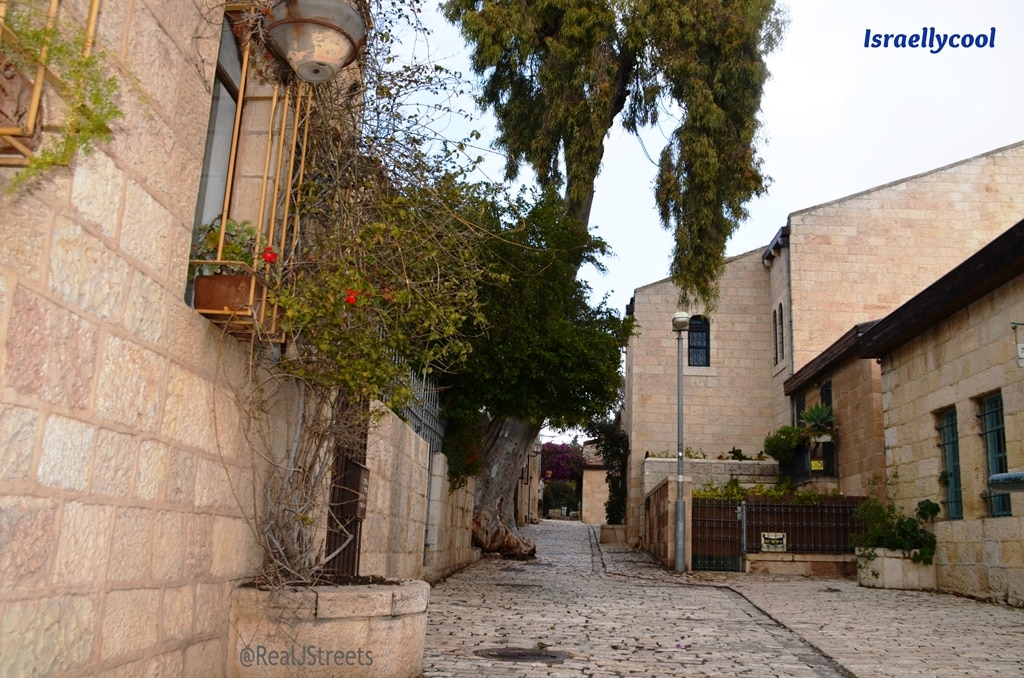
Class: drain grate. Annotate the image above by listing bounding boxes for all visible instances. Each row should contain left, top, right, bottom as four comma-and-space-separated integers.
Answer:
473, 648, 570, 663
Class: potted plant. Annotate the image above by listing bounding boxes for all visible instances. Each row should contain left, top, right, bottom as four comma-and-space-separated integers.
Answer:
851, 496, 940, 590
800, 402, 837, 442
189, 217, 276, 315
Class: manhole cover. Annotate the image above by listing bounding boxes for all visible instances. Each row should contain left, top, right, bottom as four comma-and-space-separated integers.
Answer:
473, 648, 570, 663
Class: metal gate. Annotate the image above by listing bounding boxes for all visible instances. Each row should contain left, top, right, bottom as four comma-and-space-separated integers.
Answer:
691, 499, 743, 571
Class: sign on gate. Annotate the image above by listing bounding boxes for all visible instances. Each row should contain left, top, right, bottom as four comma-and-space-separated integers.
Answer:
761, 532, 787, 552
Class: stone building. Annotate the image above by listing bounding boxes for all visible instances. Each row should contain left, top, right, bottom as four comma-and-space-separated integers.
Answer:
621, 141, 1024, 547
580, 441, 608, 525
858, 220, 1024, 605
0, 2, 473, 675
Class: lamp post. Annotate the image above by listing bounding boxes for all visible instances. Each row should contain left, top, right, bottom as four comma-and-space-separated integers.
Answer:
672, 311, 690, 572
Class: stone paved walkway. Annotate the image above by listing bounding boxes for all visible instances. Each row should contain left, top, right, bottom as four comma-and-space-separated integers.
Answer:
423, 520, 1024, 677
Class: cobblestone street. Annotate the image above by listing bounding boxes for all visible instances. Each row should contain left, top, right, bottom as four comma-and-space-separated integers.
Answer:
424, 521, 1024, 677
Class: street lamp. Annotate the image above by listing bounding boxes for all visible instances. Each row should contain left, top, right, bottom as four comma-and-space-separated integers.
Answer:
672, 311, 690, 572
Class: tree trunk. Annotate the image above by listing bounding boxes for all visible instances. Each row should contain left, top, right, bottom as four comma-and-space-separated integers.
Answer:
472, 417, 542, 559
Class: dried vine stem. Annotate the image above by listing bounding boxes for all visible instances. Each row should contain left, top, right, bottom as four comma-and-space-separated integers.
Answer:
224, 0, 494, 588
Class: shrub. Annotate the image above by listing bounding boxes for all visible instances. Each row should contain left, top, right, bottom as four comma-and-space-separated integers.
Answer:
851, 497, 940, 565
762, 425, 804, 463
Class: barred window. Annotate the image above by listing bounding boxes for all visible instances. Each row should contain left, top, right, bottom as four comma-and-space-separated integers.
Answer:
688, 316, 710, 367
937, 408, 963, 520
979, 393, 1011, 517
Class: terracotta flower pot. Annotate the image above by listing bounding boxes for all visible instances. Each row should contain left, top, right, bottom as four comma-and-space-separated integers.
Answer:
193, 274, 259, 313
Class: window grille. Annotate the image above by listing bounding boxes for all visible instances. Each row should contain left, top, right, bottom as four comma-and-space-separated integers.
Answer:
937, 408, 963, 520
189, 14, 311, 341
978, 393, 1011, 517
688, 315, 710, 367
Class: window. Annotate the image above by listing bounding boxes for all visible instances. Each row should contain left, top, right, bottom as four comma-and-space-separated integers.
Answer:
937, 408, 963, 520
979, 393, 1011, 517
772, 309, 778, 365
819, 380, 832, 409
777, 303, 785, 361
194, 18, 244, 228
688, 315, 710, 367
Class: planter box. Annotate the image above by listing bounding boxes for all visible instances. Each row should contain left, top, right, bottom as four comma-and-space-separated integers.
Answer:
855, 547, 936, 591
228, 580, 430, 677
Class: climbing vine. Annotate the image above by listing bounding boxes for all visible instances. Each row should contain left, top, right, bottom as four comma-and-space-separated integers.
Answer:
1, 3, 122, 191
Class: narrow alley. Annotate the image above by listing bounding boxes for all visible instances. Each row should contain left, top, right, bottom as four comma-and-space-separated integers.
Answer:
423, 521, 1024, 677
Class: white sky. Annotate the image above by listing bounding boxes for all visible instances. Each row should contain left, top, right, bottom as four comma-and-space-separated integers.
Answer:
409, 1, 1024, 443
411, 0, 1024, 316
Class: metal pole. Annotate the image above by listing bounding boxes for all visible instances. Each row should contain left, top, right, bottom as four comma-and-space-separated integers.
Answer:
674, 329, 686, 572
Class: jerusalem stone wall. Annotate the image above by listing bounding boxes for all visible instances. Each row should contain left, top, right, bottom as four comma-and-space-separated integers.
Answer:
622, 249, 773, 545
825, 358, 885, 497
784, 141, 1024, 384
0, 1, 482, 674
0, 1, 278, 674
362, 409, 477, 583
423, 453, 477, 583
643, 458, 779, 498
881, 275, 1023, 605
581, 467, 609, 525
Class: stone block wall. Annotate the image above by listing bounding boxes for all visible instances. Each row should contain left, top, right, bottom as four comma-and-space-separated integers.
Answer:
622, 249, 773, 545
361, 406, 431, 580
581, 467, 609, 525
785, 353, 885, 498
643, 458, 778, 498
423, 453, 477, 583
642, 477, 693, 570
0, 1, 275, 674
361, 409, 477, 583
784, 141, 1024, 383
880, 274, 1024, 605
829, 358, 885, 497
0, 2, 478, 674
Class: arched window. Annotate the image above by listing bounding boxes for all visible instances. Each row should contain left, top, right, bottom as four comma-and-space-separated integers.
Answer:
772, 309, 778, 365
688, 315, 710, 367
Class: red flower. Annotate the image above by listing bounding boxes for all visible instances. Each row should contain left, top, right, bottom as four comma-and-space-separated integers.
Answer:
345, 289, 358, 305
261, 246, 278, 264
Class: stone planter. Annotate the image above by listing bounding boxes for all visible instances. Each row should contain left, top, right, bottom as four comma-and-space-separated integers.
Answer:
228, 580, 430, 677
855, 547, 936, 591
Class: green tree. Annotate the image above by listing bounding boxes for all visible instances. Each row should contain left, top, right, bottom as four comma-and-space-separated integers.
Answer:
440, 0, 782, 555
442, 0, 785, 308
586, 418, 630, 525
439, 187, 632, 556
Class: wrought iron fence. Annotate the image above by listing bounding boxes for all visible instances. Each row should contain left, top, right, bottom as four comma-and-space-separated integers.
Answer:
691, 496, 866, 572
401, 369, 444, 453
741, 496, 864, 555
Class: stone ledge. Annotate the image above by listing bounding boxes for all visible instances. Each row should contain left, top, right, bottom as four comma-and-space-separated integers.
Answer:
228, 580, 429, 677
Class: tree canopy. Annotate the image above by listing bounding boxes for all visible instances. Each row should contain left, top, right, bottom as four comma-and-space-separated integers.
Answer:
438, 187, 633, 484
442, 0, 785, 308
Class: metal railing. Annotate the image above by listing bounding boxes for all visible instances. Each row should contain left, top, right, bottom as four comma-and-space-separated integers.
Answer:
741, 496, 864, 555
690, 496, 866, 572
